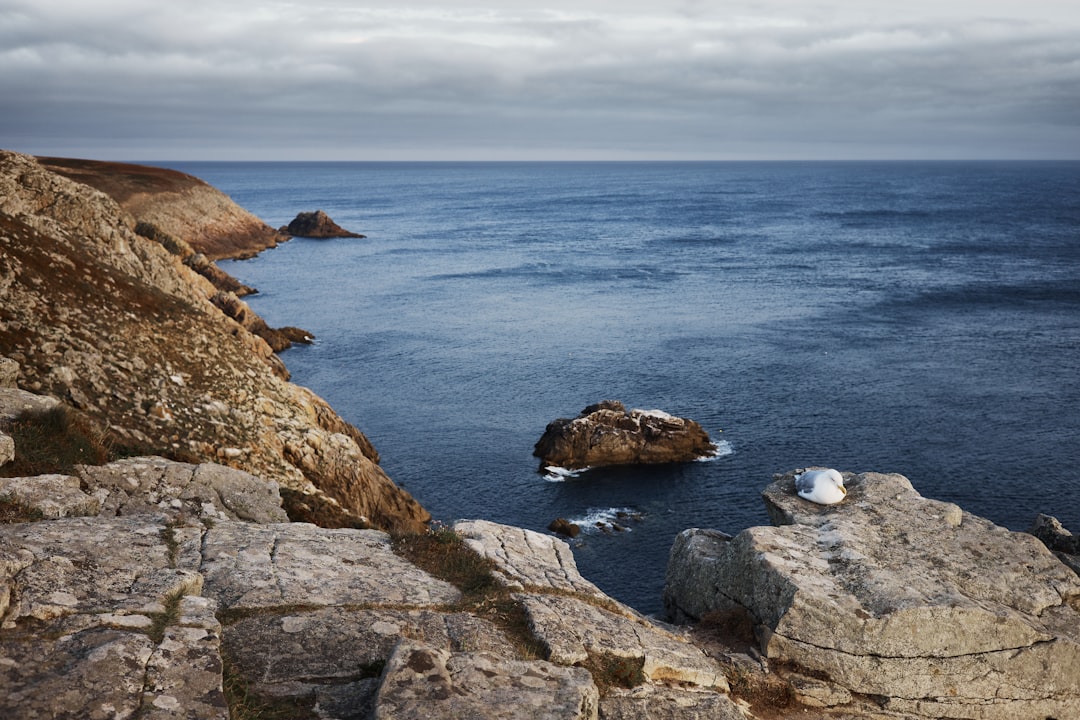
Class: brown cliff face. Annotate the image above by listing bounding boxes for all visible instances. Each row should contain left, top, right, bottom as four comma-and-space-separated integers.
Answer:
37, 156, 287, 260
0, 150, 429, 533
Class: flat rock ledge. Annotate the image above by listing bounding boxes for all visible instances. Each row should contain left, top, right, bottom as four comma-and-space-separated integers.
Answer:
533, 400, 717, 471
2, 501, 745, 719
664, 470, 1080, 720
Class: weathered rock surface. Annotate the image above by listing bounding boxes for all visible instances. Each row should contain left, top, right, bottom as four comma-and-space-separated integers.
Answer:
210, 289, 314, 352
0, 151, 428, 533
534, 400, 717, 470
664, 470, 1080, 719
75, 456, 290, 523
0, 432, 12, 467
0, 474, 100, 518
280, 209, 366, 238
38, 156, 287, 260
374, 640, 599, 720
455, 518, 605, 596
2, 512, 755, 720
520, 593, 729, 692
0, 357, 18, 388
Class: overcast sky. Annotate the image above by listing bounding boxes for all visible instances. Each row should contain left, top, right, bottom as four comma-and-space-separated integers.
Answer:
1, 0, 1078, 160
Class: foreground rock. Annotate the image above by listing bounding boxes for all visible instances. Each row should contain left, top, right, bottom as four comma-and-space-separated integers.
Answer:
0, 152, 427, 533
280, 209, 365, 238
665, 470, 1080, 719
533, 400, 717, 470
1, 504, 748, 720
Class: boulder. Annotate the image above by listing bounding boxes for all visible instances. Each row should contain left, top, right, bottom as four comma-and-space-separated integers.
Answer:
664, 470, 1080, 719
280, 209, 365, 238
1030, 513, 1080, 576
533, 400, 716, 470
0, 474, 100, 518
548, 517, 581, 538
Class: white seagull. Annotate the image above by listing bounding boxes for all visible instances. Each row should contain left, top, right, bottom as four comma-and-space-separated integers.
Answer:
795, 468, 847, 505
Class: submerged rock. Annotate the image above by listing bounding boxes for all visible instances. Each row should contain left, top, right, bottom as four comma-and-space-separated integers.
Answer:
664, 470, 1080, 719
533, 400, 716, 471
280, 209, 365, 238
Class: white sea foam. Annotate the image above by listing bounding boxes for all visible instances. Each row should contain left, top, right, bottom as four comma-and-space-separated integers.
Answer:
569, 507, 644, 533
697, 439, 734, 461
541, 465, 588, 482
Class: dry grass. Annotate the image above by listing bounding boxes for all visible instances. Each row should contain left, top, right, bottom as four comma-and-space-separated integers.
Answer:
222, 656, 318, 720
1, 404, 112, 477
0, 494, 44, 524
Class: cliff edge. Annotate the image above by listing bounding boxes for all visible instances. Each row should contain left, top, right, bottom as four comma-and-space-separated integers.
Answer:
0, 150, 427, 533
37, 156, 287, 260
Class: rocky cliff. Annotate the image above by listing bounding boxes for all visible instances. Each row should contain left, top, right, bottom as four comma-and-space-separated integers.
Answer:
37, 156, 288, 260
4, 151, 1078, 720
0, 150, 427, 533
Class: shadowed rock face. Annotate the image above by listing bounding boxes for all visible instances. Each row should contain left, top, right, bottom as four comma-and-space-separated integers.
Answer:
0, 151, 428, 533
665, 470, 1080, 719
533, 400, 716, 470
280, 209, 365, 238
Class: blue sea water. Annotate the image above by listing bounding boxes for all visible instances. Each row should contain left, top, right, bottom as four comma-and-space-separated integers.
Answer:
171, 161, 1079, 616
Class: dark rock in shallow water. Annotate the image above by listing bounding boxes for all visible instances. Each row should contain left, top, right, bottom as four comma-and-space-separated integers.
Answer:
548, 518, 581, 538
533, 400, 716, 470
280, 210, 365, 238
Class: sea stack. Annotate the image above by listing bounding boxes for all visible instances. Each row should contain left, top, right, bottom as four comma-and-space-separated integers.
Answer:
533, 400, 716, 471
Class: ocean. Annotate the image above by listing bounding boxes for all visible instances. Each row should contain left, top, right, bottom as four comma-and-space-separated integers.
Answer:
169, 160, 1079, 616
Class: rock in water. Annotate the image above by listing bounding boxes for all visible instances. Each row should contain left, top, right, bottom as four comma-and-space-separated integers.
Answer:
280, 210, 365, 238
533, 400, 716, 470
664, 470, 1080, 719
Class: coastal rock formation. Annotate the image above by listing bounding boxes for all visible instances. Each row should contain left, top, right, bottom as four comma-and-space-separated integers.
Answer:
280, 209, 366, 238
664, 470, 1080, 719
38, 156, 287, 259
534, 400, 716, 470
1030, 513, 1080, 575
1, 460, 747, 720
0, 151, 427, 533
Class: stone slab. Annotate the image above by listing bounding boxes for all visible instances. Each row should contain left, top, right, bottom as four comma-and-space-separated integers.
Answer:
0, 474, 100, 518
200, 522, 461, 610
373, 640, 599, 720
520, 593, 727, 691
455, 519, 604, 596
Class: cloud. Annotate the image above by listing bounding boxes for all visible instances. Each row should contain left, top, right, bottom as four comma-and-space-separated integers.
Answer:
1, 0, 1078, 158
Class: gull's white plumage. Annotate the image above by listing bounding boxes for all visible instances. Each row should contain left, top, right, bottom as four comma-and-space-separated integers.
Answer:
795, 468, 847, 505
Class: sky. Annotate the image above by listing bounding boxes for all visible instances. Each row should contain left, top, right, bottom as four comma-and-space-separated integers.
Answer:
1, 0, 1079, 160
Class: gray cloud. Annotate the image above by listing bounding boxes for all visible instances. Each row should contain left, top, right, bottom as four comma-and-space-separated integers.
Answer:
1, 1, 1078, 159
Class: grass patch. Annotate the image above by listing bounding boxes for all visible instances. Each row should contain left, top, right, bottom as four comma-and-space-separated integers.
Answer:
1, 404, 111, 477
580, 654, 646, 694
391, 523, 501, 601
146, 590, 185, 645
223, 655, 318, 720
279, 487, 370, 530
391, 524, 547, 661
0, 493, 44, 524
724, 660, 796, 714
